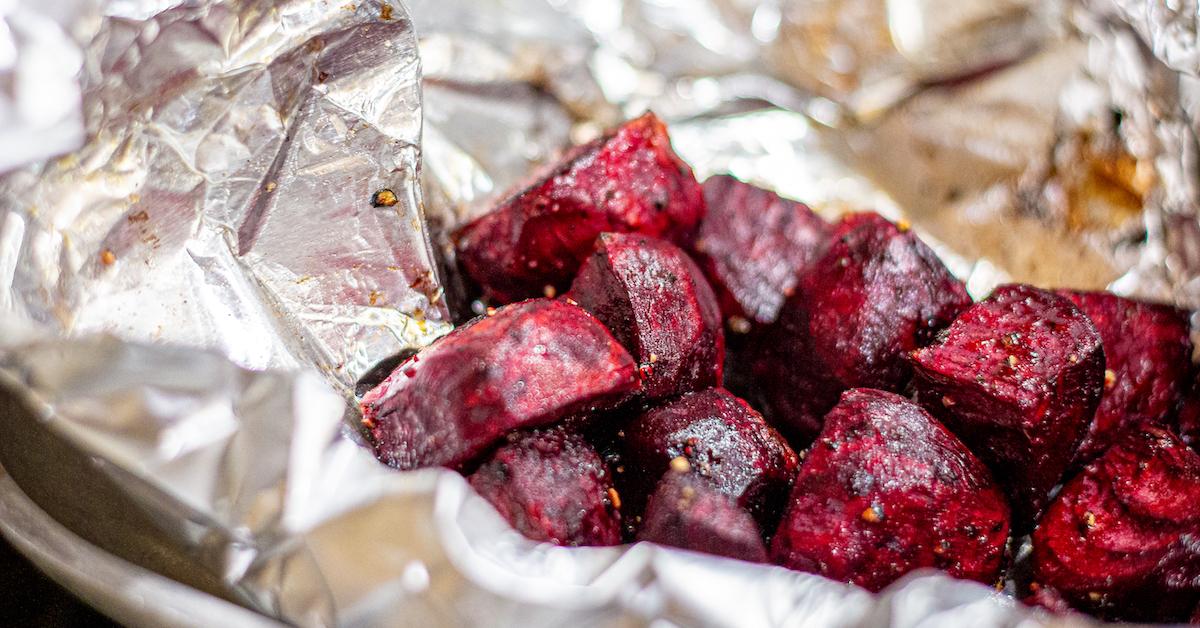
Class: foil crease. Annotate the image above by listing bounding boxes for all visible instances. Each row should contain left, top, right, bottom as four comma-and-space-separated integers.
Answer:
1, 0, 1198, 626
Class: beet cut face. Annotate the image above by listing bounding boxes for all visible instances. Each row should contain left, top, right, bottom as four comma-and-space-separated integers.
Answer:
617, 388, 798, 533
567, 232, 724, 400
636, 470, 768, 563
454, 112, 705, 304
469, 428, 622, 547
742, 212, 971, 445
770, 388, 1010, 593
910, 284, 1104, 529
1058, 290, 1192, 465
692, 175, 830, 325
361, 299, 639, 470
1030, 425, 1200, 622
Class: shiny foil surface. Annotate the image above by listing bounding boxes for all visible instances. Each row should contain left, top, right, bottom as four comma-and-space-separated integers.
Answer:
1, 0, 1196, 625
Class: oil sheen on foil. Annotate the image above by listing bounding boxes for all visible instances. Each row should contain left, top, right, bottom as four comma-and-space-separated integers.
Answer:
0, 0, 1196, 626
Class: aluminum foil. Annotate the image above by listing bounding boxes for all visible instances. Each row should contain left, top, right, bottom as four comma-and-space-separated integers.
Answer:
1, 0, 1198, 626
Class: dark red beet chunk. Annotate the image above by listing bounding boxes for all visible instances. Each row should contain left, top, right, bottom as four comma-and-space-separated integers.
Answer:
361, 299, 639, 470
470, 428, 622, 546
454, 112, 705, 303
1031, 425, 1200, 622
567, 233, 724, 400
618, 388, 798, 533
692, 175, 830, 325
1058, 291, 1192, 465
636, 470, 768, 562
771, 388, 1010, 592
742, 212, 971, 445
910, 284, 1104, 528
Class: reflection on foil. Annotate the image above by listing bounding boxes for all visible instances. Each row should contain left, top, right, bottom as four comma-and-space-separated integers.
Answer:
0, 0, 1198, 626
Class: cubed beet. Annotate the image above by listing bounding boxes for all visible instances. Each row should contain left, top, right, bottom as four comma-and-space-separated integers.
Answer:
361, 299, 639, 470
454, 112, 705, 303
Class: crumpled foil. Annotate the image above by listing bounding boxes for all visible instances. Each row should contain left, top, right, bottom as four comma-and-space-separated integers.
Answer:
0, 0, 1196, 626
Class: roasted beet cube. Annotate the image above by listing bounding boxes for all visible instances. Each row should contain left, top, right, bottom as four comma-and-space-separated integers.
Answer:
567, 233, 724, 399
770, 388, 1010, 592
910, 284, 1105, 528
454, 112, 705, 303
469, 428, 622, 546
617, 388, 798, 533
1030, 425, 1200, 622
361, 299, 639, 470
692, 175, 830, 325
741, 212, 971, 445
636, 470, 768, 562
1058, 291, 1192, 464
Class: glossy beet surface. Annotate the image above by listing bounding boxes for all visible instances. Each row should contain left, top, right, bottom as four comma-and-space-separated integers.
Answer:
454, 112, 705, 303
1031, 425, 1200, 622
692, 175, 830, 325
743, 212, 971, 445
618, 388, 798, 532
771, 388, 1010, 592
361, 299, 639, 470
470, 428, 622, 547
637, 471, 768, 562
1058, 291, 1192, 465
567, 232, 724, 400
910, 284, 1104, 528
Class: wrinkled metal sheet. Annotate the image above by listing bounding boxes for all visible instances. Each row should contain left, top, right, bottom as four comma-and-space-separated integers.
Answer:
1, 0, 1197, 626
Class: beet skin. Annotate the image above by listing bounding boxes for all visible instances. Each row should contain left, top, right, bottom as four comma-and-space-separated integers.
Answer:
361, 299, 639, 470
1058, 290, 1192, 465
910, 284, 1104, 528
567, 232, 724, 400
770, 388, 1010, 592
742, 212, 971, 445
1031, 425, 1200, 622
636, 470, 768, 563
470, 428, 622, 547
618, 388, 799, 533
454, 112, 705, 303
692, 174, 830, 326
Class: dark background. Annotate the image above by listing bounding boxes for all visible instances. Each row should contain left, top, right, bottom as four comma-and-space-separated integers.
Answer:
0, 537, 118, 627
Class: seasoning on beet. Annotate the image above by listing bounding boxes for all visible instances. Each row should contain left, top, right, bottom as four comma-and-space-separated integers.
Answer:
1057, 290, 1192, 465
637, 468, 768, 562
470, 428, 623, 547
771, 388, 1010, 592
567, 232, 724, 400
361, 299, 639, 470
741, 212, 971, 445
1030, 425, 1200, 622
910, 284, 1104, 529
617, 387, 798, 533
454, 112, 705, 304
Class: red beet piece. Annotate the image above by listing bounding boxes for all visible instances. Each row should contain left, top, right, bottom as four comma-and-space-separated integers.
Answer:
742, 212, 971, 445
1031, 425, 1200, 622
692, 175, 830, 325
454, 112, 705, 303
910, 284, 1104, 528
618, 388, 798, 533
361, 299, 639, 470
567, 232, 724, 400
469, 428, 622, 546
1058, 291, 1192, 465
770, 388, 1010, 592
636, 470, 768, 562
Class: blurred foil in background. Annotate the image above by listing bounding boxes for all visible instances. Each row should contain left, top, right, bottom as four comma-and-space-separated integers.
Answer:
1, 0, 1198, 626
0, 0, 94, 172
